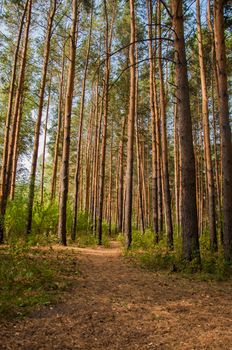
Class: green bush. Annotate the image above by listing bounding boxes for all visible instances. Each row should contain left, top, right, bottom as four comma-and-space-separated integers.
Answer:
5, 191, 28, 244
119, 227, 232, 280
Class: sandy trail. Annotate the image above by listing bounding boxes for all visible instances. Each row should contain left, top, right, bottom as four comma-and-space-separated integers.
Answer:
1, 241, 232, 349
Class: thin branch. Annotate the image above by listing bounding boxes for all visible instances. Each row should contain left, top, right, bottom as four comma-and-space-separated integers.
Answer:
160, 0, 173, 18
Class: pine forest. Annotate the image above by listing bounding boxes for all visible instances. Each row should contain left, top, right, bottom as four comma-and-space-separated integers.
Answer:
0, 0, 232, 348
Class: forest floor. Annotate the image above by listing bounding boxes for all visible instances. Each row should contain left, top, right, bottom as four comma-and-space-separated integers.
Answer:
1, 241, 232, 350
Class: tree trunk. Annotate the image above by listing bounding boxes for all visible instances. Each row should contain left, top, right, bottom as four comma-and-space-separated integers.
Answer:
0, 0, 28, 204
26, 0, 57, 235
124, 0, 136, 249
174, 103, 180, 234
146, 0, 158, 240
158, 0, 173, 248
171, 0, 200, 261
41, 77, 52, 205
50, 42, 65, 202
107, 129, 113, 235
93, 90, 104, 235
0, 0, 32, 243
117, 114, 126, 233
212, 80, 223, 242
97, 0, 116, 244
135, 101, 145, 234
85, 98, 94, 214
135, 46, 145, 234
10, 94, 24, 200
214, 0, 232, 261
58, 0, 78, 245
71, 5, 93, 240
90, 76, 100, 225
196, 0, 217, 251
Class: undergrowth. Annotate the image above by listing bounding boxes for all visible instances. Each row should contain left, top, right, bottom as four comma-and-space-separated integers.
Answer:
1, 191, 111, 319
0, 246, 80, 320
118, 229, 232, 281
4, 189, 110, 248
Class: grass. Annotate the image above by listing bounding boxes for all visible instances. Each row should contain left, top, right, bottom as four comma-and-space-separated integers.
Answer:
0, 244, 80, 320
118, 229, 232, 281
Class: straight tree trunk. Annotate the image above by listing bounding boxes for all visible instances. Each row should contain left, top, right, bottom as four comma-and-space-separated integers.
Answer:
117, 114, 126, 233
156, 109, 163, 235
85, 99, 94, 213
212, 81, 223, 242
146, 0, 158, 240
58, 0, 78, 245
0, 0, 28, 203
214, 0, 232, 261
196, 0, 217, 251
146, 146, 151, 227
90, 76, 100, 225
97, 1, 116, 244
140, 141, 147, 230
93, 91, 104, 235
135, 101, 145, 234
71, 5, 93, 240
107, 130, 113, 235
207, 0, 223, 240
124, 0, 136, 249
0, 0, 32, 243
135, 46, 145, 234
26, 0, 57, 235
50, 43, 66, 202
158, 0, 173, 248
41, 77, 52, 205
154, 4, 163, 237
171, 0, 200, 261
10, 94, 24, 200
174, 103, 180, 234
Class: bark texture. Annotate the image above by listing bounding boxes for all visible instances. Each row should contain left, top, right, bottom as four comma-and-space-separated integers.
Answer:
172, 0, 200, 261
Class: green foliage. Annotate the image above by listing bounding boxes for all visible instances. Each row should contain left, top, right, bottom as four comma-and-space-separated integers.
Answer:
4, 188, 111, 248
120, 228, 232, 281
130, 229, 156, 250
74, 214, 110, 248
5, 189, 59, 245
31, 200, 59, 238
0, 247, 79, 319
5, 190, 28, 244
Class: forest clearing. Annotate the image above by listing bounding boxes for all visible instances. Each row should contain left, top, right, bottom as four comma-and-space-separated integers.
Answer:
0, 0, 232, 348
1, 241, 232, 349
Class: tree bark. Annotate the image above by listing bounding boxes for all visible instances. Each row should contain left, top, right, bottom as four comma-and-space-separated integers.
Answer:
97, 0, 116, 244
171, 0, 200, 261
50, 42, 65, 202
124, 0, 136, 249
0, 0, 32, 243
41, 77, 52, 205
214, 0, 232, 261
71, 4, 93, 240
107, 129, 113, 235
10, 94, 24, 200
26, 0, 57, 235
117, 114, 126, 233
0, 0, 28, 204
158, 0, 173, 248
196, 0, 217, 251
135, 97, 145, 234
174, 103, 180, 234
58, 0, 78, 245
146, 0, 159, 241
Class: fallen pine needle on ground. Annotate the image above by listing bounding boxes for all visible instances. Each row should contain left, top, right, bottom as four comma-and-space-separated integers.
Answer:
1, 241, 232, 350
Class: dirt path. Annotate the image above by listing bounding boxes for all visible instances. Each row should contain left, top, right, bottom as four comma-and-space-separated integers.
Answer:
1, 241, 232, 350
